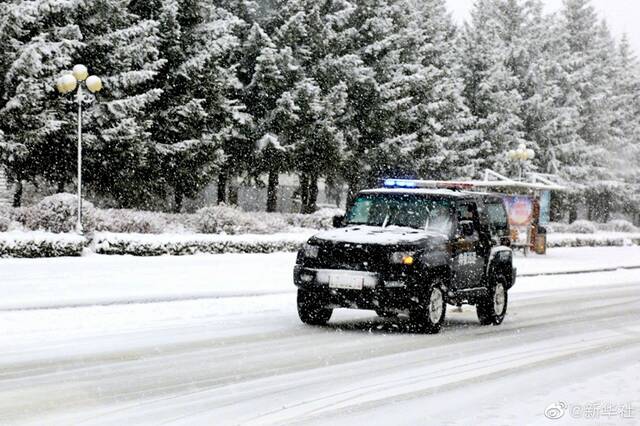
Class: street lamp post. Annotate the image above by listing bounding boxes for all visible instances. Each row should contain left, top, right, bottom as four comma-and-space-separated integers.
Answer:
508, 143, 535, 181
56, 65, 102, 234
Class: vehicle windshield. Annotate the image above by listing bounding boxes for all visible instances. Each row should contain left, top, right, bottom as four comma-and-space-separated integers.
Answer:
346, 193, 453, 234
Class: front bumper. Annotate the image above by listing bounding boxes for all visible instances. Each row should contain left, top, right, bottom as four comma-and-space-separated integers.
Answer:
293, 265, 414, 311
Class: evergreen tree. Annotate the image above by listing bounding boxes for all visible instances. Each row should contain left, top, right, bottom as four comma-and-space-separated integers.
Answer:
607, 34, 640, 217
329, 0, 405, 202
381, 0, 474, 180
267, 0, 351, 212
0, 0, 166, 208
0, 1, 84, 205
239, 22, 297, 211
151, 0, 248, 211
83, 4, 166, 207
458, 0, 528, 178
558, 0, 619, 220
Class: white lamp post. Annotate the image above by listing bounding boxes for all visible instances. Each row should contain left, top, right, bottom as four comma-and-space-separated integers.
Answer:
56, 65, 102, 234
508, 143, 535, 181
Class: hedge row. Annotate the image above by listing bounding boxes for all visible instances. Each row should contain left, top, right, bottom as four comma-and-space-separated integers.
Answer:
0, 232, 86, 258
2, 193, 342, 235
546, 219, 639, 234
547, 235, 640, 248
1, 231, 639, 258
92, 233, 309, 256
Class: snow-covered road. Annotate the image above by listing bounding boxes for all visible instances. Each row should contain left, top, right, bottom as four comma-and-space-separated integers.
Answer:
1, 248, 639, 425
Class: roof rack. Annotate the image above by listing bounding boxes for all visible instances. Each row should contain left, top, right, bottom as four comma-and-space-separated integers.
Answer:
382, 169, 566, 192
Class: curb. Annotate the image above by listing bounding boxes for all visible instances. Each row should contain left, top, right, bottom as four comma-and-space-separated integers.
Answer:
518, 265, 640, 278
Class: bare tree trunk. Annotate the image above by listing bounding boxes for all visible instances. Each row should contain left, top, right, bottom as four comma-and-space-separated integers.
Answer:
217, 172, 227, 204
12, 180, 23, 208
174, 190, 183, 213
307, 173, 318, 214
300, 173, 318, 214
228, 180, 239, 206
266, 169, 278, 212
299, 173, 309, 214
569, 207, 578, 223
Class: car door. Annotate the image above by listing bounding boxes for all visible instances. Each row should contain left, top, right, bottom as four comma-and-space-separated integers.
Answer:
452, 201, 485, 289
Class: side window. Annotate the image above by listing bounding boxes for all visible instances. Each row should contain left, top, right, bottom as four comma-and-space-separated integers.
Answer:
347, 197, 373, 224
486, 202, 509, 236
456, 202, 479, 237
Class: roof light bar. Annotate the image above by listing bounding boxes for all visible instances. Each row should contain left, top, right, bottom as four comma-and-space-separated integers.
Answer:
382, 178, 471, 190
383, 179, 417, 188
382, 177, 564, 191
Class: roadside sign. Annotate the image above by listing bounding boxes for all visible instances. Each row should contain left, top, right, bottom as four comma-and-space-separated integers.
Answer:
503, 196, 533, 226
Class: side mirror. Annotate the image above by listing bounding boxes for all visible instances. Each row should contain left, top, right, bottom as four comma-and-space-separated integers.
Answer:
458, 220, 475, 238
332, 215, 346, 228
500, 236, 512, 247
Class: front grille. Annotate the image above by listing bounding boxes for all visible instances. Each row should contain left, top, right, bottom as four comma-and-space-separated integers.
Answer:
308, 242, 410, 276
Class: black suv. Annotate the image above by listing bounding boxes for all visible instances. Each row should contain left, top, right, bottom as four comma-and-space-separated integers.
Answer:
293, 185, 515, 333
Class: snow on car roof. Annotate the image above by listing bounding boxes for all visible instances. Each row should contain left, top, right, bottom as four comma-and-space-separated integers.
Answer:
359, 187, 468, 197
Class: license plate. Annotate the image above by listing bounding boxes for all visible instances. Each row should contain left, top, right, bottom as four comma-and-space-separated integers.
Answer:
328, 274, 365, 290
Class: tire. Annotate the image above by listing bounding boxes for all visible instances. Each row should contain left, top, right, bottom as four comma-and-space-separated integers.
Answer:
409, 285, 446, 334
297, 289, 332, 326
477, 275, 508, 325
375, 309, 398, 318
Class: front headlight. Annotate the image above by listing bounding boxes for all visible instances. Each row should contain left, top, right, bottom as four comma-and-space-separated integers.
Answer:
390, 251, 415, 265
302, 242, 319, 258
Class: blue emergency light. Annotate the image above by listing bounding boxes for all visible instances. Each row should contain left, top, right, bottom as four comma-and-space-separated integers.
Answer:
382, 178, 475, 190
383, 179, 418, 188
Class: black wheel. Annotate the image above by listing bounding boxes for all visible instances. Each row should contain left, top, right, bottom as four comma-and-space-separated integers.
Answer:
477, 275, 508, 325
409, 285, 446, 334
375, 309, 398, 318
297, 289, 332, 325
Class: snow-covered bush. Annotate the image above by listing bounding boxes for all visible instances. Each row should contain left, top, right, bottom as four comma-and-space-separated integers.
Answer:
7, 200, 343, 236
567, 220, 597, 234
597, 219, 638, 233
17, 193, 96, 233
545, 222, 571, 233
251, 212, 290, 233
547, 233, 640, 248
285, 208, 344, 230
93, 232, 307, 256
195, 205, 341, 234
0, 208, 10, 232
197, 205, 255, 234
196, 205, 284, 234
0, 231, 86, 258
94, 209, 195, 234
548, 219, 639, 234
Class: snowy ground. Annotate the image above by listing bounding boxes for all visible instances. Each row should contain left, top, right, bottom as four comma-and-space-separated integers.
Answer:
1, 246, 639, 310
1, 247, 639, 425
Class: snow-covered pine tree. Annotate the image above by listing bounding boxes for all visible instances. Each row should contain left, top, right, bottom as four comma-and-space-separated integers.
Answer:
151, 0, 248, 211
0, 0, 167, 208
457, 0, 528, 178
516, 2, 574, 176
82, 1, 166, 208
0, 1, 84, 205
559, 0, 620, 220
610, 35, 640, 181
603, 34, 640, 219
380, 0, 475, 181
268, 0, 350, 213
327, 0, 406, 202
240, 23, 297, 211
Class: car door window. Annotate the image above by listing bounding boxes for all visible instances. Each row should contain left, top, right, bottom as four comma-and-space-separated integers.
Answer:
456, 202, 479, 238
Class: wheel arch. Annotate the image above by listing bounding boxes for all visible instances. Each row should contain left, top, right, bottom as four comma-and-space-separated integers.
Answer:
487, 247, 514, 289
